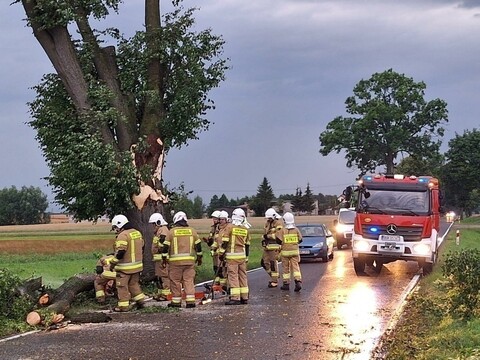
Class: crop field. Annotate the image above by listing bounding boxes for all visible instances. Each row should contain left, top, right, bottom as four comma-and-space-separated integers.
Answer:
0, 215, 336, 254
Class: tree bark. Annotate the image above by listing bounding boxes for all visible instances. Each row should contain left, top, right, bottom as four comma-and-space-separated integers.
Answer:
46, 273, 96, 314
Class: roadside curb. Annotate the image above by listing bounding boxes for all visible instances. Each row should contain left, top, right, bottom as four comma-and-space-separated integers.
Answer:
372, 272, 421, 359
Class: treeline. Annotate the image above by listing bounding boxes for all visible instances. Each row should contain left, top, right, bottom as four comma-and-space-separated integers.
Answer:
0, 186, 49, 225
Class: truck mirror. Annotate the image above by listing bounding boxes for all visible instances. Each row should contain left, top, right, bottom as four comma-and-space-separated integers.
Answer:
364, 191, 370, 199
343, 186, 352, 201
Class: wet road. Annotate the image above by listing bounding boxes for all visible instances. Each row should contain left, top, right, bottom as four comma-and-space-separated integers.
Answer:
0, 248, 421, 360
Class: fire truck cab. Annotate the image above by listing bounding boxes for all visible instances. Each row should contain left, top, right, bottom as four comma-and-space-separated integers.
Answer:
345, 174, 442, 275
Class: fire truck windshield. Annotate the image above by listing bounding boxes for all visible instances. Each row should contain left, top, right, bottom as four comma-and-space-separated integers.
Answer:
358, 189, 430, 215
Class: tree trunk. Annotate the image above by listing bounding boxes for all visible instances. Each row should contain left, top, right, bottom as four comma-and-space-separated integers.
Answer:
14, 277, 43, 301
46, 273, 96, 314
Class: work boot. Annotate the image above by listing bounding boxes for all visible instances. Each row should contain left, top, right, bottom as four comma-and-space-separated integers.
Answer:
113, 306, 129, 312
167, 303, 181, 308
268, 281, 278, 288
186, 303, 196, 308
225, 299, 242, 306
294, 280, 302, 292
240, 299, 248, 305
136, 301, 146, 310
280, 283, 290, 291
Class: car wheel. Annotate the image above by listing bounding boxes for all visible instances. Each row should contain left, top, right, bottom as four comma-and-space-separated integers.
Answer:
353, 257, 365, 275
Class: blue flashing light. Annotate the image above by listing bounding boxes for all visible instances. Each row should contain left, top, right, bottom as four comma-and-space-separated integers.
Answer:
418, 178, 427, 183
364, 176, 372, 181
369, 227, 379, 233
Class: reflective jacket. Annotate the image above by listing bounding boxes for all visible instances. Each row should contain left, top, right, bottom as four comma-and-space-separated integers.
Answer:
263, 219, 283, 250
279, 227, 303, 257
152, 226, 170, 262
163, 226, 202, 265
218, 224, 250, 260
113, 228, 144, 274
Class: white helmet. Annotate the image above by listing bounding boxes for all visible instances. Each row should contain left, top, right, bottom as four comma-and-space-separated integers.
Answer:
218, 210, 229, 220
265, 208, 278, 219
283, 212, 295, 229
111, 214, 128, 229
173, 211, 187, 224
211, 210, 221, 218
149, 213, 168, 226
231, 208, 245, 225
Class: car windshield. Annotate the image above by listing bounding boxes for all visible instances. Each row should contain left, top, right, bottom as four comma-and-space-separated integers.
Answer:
299, 226, 325, 237
339, 210, 356, 224
359, 189, 429, 215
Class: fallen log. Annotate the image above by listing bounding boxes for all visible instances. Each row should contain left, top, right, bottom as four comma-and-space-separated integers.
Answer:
26, 273, 96, 326
14, 277, 43, 301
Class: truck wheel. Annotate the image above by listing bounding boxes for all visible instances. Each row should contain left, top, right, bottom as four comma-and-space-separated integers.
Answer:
353, 258, 365, 275
373, 259, 383, 274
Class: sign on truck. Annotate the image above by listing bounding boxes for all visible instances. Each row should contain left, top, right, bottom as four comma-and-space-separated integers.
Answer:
342, 174, 443, 275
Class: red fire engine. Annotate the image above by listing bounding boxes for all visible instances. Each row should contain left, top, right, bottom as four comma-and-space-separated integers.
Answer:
344, 174, 442, 275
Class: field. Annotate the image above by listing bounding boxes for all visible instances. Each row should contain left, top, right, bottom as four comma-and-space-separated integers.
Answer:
0, 215, 336, 287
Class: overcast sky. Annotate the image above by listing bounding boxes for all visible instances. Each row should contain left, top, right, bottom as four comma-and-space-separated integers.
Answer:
1, 0, 480, 211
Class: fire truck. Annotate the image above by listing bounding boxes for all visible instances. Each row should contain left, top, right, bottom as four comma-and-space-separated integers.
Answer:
343, 174, 443, 275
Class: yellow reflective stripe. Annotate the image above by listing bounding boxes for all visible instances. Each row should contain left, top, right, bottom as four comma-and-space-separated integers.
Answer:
171, 297, 182, 304
163, 240, 171, 246
266, 244, 280, 250
230, 288, 241, 295
281, 249, 300, 256
115, 240, 128, 247
102, 270, 116, 279
239, 286, 249, 294
293, 271, 302, 278
282, 273, 291, 280
96, 290, 105, 297
195, 238, 201, 245
132, 293, 145, 302
118, 300, 129, 307
115, 261, 143, 271
169, 255, 195, 261
129, 237, 136, 262
190, 236, 193, 252
153, 254, 163, 261
174, 229, 193, 236
173, 236, 178, 254
232, 228, 248, 237
226, 252, 246, 260
283, 234, 298, 244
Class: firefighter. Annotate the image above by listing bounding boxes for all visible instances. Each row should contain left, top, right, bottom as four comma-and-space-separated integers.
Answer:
218, 208, 250, 305
162, 211, 202, 308
211, 211, 229, 288
149, 212, 171, 301
110, 214, 146, 312
262, 208, 283, 288
93, 253, 116, 304
278, 212, 303, 292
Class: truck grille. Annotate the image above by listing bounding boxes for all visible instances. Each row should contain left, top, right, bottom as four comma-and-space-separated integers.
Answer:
361, 225, 423, 242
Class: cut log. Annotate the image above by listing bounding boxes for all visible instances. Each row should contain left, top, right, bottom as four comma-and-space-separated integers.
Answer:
25, 273, 96, 326
47, 273, 96, 314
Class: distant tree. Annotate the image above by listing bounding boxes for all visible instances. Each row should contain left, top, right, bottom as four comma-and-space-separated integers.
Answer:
191, 195, 205, 219
291, 187, 303, 214
249, 177, 274, 216
302, 183, 315, 214
0, 186, 48, 225
396, 154, 444, 178
442, 129, 480, 216
319, 69, 448, 175
206, 195, 220, 216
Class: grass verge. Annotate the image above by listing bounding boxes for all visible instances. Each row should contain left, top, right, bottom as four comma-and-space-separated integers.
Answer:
381, 225, 480, 360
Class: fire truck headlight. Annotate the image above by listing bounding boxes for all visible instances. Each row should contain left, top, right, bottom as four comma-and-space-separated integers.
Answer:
413, 244, 431, 256
354, 240, 370, 252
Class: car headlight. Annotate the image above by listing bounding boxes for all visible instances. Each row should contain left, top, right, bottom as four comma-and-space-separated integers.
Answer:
353, 240, 370, 252
336, 224, 347, 233
413, 243, 431, 256
312, 242, 324, 248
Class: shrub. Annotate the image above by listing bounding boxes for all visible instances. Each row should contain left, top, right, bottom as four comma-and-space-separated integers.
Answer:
442, 249, 480, 320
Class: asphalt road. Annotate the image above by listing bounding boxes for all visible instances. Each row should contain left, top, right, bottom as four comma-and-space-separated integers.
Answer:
0, 222, 452, 360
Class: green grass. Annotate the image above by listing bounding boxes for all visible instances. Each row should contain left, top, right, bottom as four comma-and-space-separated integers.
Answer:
0, 234, 265, 289
384, 225, 480, 360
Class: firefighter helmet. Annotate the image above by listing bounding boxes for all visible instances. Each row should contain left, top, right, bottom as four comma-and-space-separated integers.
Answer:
149, 213, 168, 226
218, 210, 229, 220
211, 210, 221, 218
173, 211, 187, 224
283, 212, 295, 229
111, 214, 128, 230
265, 208, 277, 219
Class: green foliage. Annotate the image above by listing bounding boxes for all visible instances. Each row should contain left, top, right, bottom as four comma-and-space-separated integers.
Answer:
320, 69, 448, 175
0, 186, 49, 225
0, 269, 36, 336
396, 153, 444, 178
249, 177, 274, 217
441, 249, 480, 320
165, 184, 204, 219
442, 129, 480, 216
